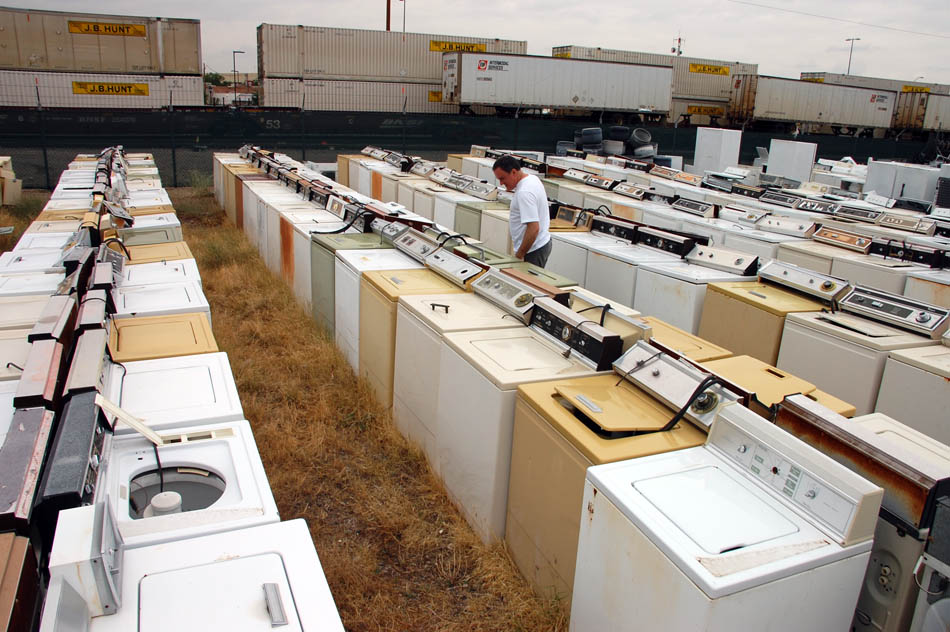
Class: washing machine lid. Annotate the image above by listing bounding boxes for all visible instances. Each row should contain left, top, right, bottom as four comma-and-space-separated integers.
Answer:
495, 262, 576, 288
12, 232, 74, 251
0, 329, 31, 382
433, 189, 482, 204
850, 413, 950, 476
786, 311, 937, 351
312, 233, 390, 251
453, 244, 519, 265
0, 271, 65, 296
706, 281, 825, 316
642, 317, 732, 362
0, 249, 66, 274
108, 313, 218, 362
481, 209, 511, 220
26, 220, 82, 233
721, 225, 801, 243
887, 344, 950, 377
906, 268, 950, 285
43, 199, 93, 212
0, 295, 50, 331
778, 240, 862, 261
455, 200, 509, 212
565, 287, 641, 318
336, 248, 421, 273
120, 213, 179, 230
638, 261, 756, 284
123, 242, 193, 266
702, 355, 815, 408
119, 259, 200, 287
552, 231, 629, 249
833, 254, 922, 271
112, 281, 208, 318
399, 293, 521, 334
280, 210, 340, 224
362, 269, 464, 301
0, 380, 18, 443
586, 243, 681, 264
444, 328, 596, 389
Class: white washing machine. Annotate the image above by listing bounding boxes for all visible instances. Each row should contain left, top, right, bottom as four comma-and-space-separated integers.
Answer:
479, 209, 512, 254
584, 242, 680, 308
41, 514, 344, 631
334, 249, 422, 372
285, 212, 351, 311
570, 402, 883, 632
111, 281, 211, 324
777, 287, 946, 415
433, 189, 483, 232
831, 254, 926, 295
116, 258, 202, 288
412, 183, 454, 221
634, 258, 758, 334
0, 329, 31, 382
0, 249, 66, 274
437, 297, 623, 542
547, 226, 635, 287
12, 231, 75, 251
392, 290, 524, 475
875, 333, 950, 444
720, 224, 805, 260
904, 269, 950, 309
777, 239, 868, 275
97, 418, 278, 549
0, 271, 65, 296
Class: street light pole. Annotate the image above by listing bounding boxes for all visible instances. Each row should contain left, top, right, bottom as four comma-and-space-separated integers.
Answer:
232, 50, 245, 106
845, 37, 860, 75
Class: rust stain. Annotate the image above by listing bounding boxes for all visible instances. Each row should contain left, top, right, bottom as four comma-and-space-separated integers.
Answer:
279, 217, 294, 284
372, 172, 383, 200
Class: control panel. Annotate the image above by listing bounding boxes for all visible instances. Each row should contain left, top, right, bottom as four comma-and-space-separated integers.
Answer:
836, 206, 883, 224
868, 240, 946, 268
649, 166, 680, 180
759, 260, 850, 302
733, 183, 765, 199
369, 148, 389, 161
813, 227, 872, 253
685, 245, 758, 276
673, 172, 704, 187
590, 217, 638, 243
840, 286, 950, 338
308, 185, 330, 208
795, 198, 839, 215
613, 340, 741, 429
552, 206, 593, 230
672, 199, 715, 218
393, 229, 442, 263
463, 180, 498, 201
760, 191, 802, 208
470, 144, 489, 158
563, 169, 595, 184
529, 297, 622, 371
702, 175, 735, 193
429, 169, 453, 185
425, 250, 486, 288
384, 153, 409, 168
877, 213, 936, 235
636, 227, 696, 257
472, 270, 540, 323
410, 161, 437, 176
720, 205, 767, 226
326, 195, 348, 220
864, 192, 897, 208
612, 183, 647, 200
377, 221, 410, 244
757, 215, 817, 238
586, 175, 618, 191
519, 157, 547, 175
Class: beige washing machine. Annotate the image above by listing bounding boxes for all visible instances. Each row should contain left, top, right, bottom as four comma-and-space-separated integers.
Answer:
777, 287, 948, 416
875, 333, 950, 444
698, 261, 848, 365
453, 200, 510, 243
832, 254, 927, 295
776, 239, 865, 275
904, 269, 950, 309
436, 297, 626, 543
507, 340, 739, 609
358, 269, 464, 410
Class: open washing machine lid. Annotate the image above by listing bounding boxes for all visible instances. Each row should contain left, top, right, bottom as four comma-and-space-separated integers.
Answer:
399, 293, 522, 335
363, 269, 464, 302
118, 213, 179, 230
336, 248, 421, 274
706, 281, 826, 316
312, 233, 390, 251
495, 262, 577, 288
702, 355, 816, 408
785, 311, 938, 352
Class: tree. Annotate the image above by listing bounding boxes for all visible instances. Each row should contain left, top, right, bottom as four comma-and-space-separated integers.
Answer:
204, 72, 227, 86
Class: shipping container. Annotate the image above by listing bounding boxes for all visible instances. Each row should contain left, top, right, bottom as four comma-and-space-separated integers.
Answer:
257, 24, 526, 83
729, 75, 896, 130
552, 45, 756, 102
0, 7, 201, 75
801, 72, 949, 130
924, 94, 950, 131
261, 78, 455, 113
442, 52, 672, 114
670, 97, 730, 126
0, 70, 203, 108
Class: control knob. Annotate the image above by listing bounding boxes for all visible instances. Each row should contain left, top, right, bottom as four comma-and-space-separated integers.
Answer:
916, 312, 932, 324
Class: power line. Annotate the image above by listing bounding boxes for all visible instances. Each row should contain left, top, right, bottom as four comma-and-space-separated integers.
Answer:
726, 0, 950, 39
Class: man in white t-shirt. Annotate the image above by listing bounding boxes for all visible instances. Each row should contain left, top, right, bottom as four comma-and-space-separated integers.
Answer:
492, 156, 552, 268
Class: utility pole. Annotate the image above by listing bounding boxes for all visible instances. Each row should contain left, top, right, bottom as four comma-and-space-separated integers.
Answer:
386, 0, 390, 31
232, 50, 245, 106
845, 37, 860, 75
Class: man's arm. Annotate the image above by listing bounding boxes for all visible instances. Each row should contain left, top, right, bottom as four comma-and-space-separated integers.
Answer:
516, 221, 539, 260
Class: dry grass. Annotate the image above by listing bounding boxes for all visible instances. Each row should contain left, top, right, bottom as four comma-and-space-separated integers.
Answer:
167, 185, 567, 632
0, 190, 46, 253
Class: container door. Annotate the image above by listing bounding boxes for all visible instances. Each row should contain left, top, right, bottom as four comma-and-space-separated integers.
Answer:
14, 12, 46, 69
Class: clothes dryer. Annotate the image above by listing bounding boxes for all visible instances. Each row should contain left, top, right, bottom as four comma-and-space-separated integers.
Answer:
570, 403, 883, 632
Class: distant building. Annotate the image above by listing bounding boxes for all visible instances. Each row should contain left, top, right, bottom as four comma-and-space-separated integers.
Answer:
208, 85, 257, 106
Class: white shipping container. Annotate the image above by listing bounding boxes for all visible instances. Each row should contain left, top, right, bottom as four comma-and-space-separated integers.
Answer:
799, 72, 950, 96
552, 45, 756, 101
0, 7, 201, 75
261, 78, 455, 113
730, 75, 895, 129
0, 70, 203, 108
924, 94, 950, 131
442, 53, 672, 113
257, 24, 526, 82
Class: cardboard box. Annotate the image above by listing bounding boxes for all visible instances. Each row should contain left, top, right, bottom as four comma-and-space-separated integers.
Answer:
1, 178, 22, 206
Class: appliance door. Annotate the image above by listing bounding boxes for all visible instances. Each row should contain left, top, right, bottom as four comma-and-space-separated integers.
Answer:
634, 268, 709, 334
310, 244, 336, 334
584, 250, 638, 308
334, 259, 361, 372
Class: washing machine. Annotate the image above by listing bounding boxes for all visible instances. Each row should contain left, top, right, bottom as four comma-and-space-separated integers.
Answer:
698, 261, 848, 365
776, 238, 866, 274
831, 253, 927, 295
561, 287, 653, 352
0, 295, 50, 331
112, 213, 182, 246
494, 261, 576, 288
453, 200, 510, 243
479, 208, 513, 254
637, 316, 732, 362
432, 189, 484, 231
358, 268, 466, 409
874, 333, 950, 444
0, 249, 66, 275
311, 233, 392, 335
584, 241, 682, 309
436, 297, 625, 542
116, 258, 202, 288
0, 271, 66, 297
119, 241, 193, 266
570, 401, 883, 632
506, 340, 739, 607
284, 213, 352, 311
777, 287, 947, 415
334, 249, 422, 372
717, 224, 806, 260
24, 219, 82, 235
904, 269, 950, 309
392, 288, 526, 474
107, 313, 218, 363
381, 171, 426, 204
547, 217, 639, 286
12, 231, 75, 252
41, 514, 344, 631
111, 281, 210, 324
633, 249, 758, 334
0, 329, 31, 382
773, 397, 950, 632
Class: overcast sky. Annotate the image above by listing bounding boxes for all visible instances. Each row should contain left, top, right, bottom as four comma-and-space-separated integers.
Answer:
19, 0, 950, 84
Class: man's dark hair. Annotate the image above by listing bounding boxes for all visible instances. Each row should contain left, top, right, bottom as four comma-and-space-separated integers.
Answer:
492, 155, 521, 173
